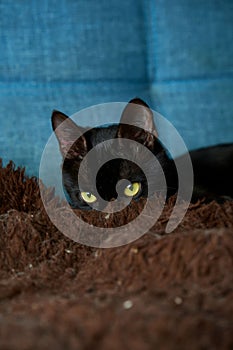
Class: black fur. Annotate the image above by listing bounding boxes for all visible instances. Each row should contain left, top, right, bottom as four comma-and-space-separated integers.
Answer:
52, 98, 233, 209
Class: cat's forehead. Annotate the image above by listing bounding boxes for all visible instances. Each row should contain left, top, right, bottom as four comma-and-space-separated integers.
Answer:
88, 124, 118, 147
80, 158, 143, 184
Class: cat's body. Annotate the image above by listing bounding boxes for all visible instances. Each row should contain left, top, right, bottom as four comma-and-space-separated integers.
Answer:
188, 143, 233, 201
52, 98, 233, 210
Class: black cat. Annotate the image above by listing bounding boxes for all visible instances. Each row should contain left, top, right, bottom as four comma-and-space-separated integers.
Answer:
183, 142, 233, 202
52, 98, 233, 209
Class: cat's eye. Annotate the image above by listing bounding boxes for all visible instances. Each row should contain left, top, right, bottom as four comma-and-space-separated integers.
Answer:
124, 182, 141, 197
80, 191, 97, 204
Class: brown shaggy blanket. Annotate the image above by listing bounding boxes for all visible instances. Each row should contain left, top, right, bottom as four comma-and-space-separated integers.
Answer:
0, 160, 233, 350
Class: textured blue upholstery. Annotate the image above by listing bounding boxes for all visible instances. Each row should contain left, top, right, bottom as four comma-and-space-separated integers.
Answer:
0, 0, 232, 175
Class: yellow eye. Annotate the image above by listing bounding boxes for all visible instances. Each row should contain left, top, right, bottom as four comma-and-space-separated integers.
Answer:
124, 182, 141, 197
81, 192, 97, 203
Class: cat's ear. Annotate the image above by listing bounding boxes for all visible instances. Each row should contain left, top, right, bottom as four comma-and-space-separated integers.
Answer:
117, 98, 158, 148
51, 110, 87, 159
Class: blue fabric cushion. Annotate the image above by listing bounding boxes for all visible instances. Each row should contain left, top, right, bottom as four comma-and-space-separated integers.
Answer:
146, 0, 233, 81
0, 0, 232, 175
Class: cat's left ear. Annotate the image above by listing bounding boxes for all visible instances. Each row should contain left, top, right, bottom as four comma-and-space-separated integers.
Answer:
51, 110, 87, 159
118, 98, 158, 147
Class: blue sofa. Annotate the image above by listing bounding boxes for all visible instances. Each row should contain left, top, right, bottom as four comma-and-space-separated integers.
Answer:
0, 0, 232, 175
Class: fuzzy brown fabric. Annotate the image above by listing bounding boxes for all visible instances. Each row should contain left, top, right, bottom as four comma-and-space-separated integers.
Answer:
0, 160, 233, 350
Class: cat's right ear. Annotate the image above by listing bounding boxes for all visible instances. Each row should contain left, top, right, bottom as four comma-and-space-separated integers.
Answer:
117, 98, 158, 149
119, 98, 158, 137
51, 110, 87, 159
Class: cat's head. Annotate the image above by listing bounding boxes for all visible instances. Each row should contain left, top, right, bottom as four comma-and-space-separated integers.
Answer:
52, 98, 170, 210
